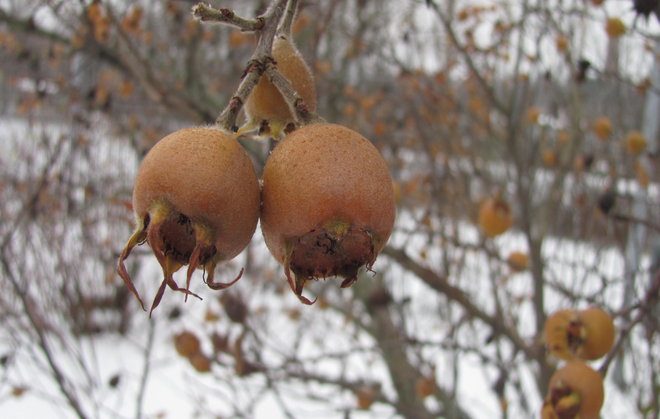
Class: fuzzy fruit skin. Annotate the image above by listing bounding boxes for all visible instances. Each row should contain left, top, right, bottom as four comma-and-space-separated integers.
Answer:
544, 361, 604, 419
118, 127, 260, 314
261, 123, 395, 264
579, 307, 615, 360
244, 36, 317, 133
133, 127, 260, 261
543, 307, 615, 361
261, 123, 395, 303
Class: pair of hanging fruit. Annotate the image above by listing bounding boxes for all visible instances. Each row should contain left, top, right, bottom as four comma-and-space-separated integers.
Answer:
117, 32, 395, 312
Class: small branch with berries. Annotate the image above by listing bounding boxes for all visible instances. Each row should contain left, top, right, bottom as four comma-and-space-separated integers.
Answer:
192, 0, 322, 133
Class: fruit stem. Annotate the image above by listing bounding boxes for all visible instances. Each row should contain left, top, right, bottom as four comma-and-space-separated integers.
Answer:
216, 60, 265, 131
194, 0, 289, 132
277, 0, 298, 37
194, 0, 323, 132
263, 61, 325, 126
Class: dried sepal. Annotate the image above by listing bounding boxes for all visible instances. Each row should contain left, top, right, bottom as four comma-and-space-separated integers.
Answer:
542, 362, 604, 419
281, 220, 377, 305
117, 200, 246, 315
117, 217, 148, 311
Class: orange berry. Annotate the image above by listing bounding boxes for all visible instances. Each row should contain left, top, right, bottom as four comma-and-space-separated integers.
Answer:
260, 123, 395, 304
243, 36, 317, 137
623, 130, 647, 155
605, 18, 626, 38
356, 386, 376, 410
174, 330, 201, 358
556, 35, 569, 52
457, 8, 470, 21
11, 386, 28, 398
478, 196, 513, 237
507, 251, 529, 272
543, 307, 615, 361
415, 376, 435, 398
542, 362, 604, 419
542, 149, 557, 167
117, 128, 261, 314
527, 106, 541, 124
188, 352, 212, 373
591, 116, 612, 140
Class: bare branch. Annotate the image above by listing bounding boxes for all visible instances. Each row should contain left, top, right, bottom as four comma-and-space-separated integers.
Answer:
277, 0, 299, 37
383, 246, 536, 361
207, 0, 289, 131
599, 270, 660, 376
0, 257, 89, 419
191, 4, 264, 31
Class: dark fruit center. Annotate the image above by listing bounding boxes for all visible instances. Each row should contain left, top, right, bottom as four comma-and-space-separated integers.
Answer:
566, 320, 585, 355
158, 213, 197, 263
288, 227, 375, 284
549, 384, 581, 419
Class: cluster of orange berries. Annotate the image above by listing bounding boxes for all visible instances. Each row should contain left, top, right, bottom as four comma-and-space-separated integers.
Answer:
541, 307, 616, 418
117, 29, 395, 313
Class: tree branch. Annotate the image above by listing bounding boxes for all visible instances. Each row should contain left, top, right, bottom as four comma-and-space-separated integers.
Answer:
599, 269, 660, 376
382, 246, 536, 361
362, 283, 467, 419
191, 4, 264, 31
0, 256, 89, 419
263, 59, 324, 125
193, 1, 288, 131
194, 1, 322, 131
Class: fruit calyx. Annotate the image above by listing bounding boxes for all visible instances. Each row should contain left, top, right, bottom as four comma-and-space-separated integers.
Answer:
117, 200, 241, 315
564, 318, 588, 358
546, 380, 582, 419
283, 219, 377, 305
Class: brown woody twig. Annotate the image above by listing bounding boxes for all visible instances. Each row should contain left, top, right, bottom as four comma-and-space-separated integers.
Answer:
193, 0, 323, 132
191, 4, 264, 31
